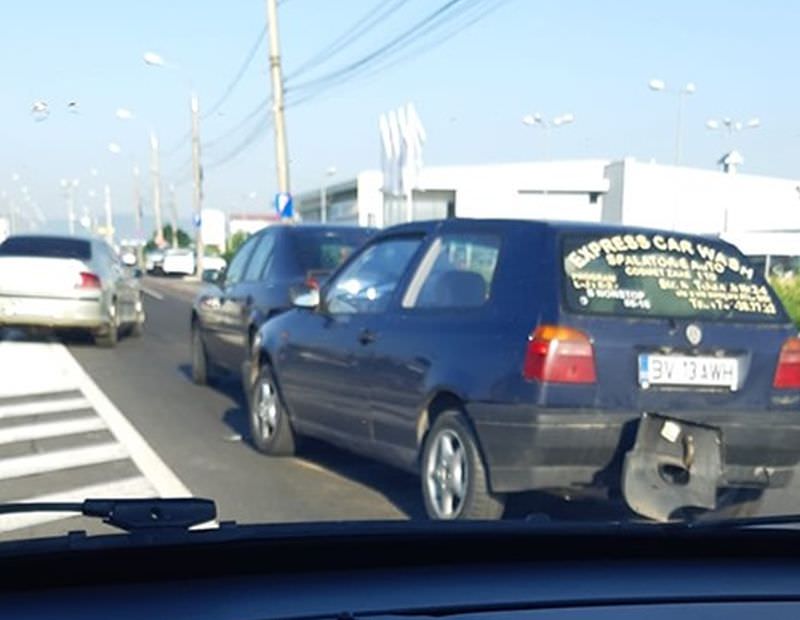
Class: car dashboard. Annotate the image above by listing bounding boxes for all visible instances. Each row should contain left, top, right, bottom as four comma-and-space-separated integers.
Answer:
0, 522, 799, 619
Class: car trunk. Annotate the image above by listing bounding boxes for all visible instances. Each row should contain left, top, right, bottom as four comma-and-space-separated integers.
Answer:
0, 256, 93, 299
558, 312, 794, 412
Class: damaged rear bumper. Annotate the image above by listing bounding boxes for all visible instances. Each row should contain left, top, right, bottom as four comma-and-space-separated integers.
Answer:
470, 404, 800, 520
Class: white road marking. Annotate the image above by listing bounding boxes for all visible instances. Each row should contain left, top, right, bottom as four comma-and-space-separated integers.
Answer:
0, 476, 154, 533
141, 286, 165, 301
0, 397, 92, 420
49, 343, 192, 497
0, 442, 128, 481
0, 417, 106, 446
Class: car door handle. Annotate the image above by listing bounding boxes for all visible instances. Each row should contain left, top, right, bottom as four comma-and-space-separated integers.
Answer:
358, 329, 376, 345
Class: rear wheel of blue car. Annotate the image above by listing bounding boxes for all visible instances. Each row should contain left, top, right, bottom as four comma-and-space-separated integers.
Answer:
421, 411, 505, 520
250, 366, 296, 456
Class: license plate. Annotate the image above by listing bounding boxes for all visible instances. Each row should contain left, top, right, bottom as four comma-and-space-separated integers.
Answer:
638, 354, 739, 390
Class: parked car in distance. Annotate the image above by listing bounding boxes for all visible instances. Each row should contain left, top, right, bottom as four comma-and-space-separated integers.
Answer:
161, 248, 196, 276
144, 250, 165, 273
191, 224, 375, 386
0, 234, 144, 346
250, 218, 800, 521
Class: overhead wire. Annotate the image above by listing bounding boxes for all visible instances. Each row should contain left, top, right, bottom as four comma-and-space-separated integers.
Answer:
285, 0, 410, 81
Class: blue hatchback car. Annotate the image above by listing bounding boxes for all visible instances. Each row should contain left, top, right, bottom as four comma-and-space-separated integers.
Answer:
249, 219, 800, 521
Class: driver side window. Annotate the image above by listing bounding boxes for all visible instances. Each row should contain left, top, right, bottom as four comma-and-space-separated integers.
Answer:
224, 236, 257, 287
325, 237, 421, 315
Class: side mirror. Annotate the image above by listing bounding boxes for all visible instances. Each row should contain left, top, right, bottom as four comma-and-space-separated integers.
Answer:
291, 287, 320, 309
202, 268, 224, 284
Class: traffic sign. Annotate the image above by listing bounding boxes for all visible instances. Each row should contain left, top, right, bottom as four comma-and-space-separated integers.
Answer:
274, 192, 293, 219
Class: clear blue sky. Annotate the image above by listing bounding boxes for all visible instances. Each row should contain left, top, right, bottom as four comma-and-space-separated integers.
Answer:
1, 0, 798, 231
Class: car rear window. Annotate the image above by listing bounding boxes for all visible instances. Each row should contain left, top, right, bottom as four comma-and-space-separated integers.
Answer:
0, 236, 92, 260
562, 232, 784, 323
292, 228, 373, 275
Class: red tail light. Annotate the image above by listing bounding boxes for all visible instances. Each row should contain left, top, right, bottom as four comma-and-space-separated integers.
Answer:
523, 325, 597, 384
773, 337, 800, 389
305, 277, 320, 290
77, 272, 102, 289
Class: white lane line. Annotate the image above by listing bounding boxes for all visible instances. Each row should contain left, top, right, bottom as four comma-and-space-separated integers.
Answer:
141, 286, 165, 301
0, 442, 128, 481
49, 343, 192, 498
0, 397, 92, 420
0, 417, 106, 446
0, 476, 155, 533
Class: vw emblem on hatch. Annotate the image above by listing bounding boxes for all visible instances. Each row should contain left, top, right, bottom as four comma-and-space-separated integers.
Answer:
685, 324, 703, 346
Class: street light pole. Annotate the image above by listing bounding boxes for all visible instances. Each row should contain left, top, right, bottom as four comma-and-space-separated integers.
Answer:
265, 0, 291, 196
320, 166, 337, 223
648, 79, 696, 165
169, 183, 179, 249
150, 132, 164, 247
103, 183, 113, 244
191, 92, 204, 276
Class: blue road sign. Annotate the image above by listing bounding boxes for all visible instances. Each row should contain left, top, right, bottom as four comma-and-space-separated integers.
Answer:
274, 192, 293, 219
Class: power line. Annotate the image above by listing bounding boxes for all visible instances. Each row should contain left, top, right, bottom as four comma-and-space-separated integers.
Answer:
286, 0, 410, 81
286, 0, 501, 105
203, 27, 267, 120
285, 0, 479, 95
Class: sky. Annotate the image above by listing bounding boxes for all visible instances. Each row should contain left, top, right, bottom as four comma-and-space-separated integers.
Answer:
1, 0, 798, 236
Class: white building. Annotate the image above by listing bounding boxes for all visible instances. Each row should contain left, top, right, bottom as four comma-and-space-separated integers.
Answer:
294, 158, 800, 259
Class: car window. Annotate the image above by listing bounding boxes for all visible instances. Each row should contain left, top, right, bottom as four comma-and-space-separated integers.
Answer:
0, 236, 92, 260
562, 232, 784, 323
325, 237, 422, 315
244, 231, 276, 282
292, 228, 374, 276
224, 236, 258, 287
403, 234, 501, 308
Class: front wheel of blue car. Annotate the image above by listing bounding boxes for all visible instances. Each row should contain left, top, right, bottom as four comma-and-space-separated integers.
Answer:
250, 366, 297, 456
421, 411, 505, 520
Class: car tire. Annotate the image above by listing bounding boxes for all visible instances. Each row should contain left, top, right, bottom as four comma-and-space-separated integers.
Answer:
191, 325, 210, 385
249, 365, 296, 456
94, 302, 119, 348
421, 410, 505, 520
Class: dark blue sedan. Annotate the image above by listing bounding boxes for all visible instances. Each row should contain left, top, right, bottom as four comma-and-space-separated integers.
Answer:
249, 219, 800, 521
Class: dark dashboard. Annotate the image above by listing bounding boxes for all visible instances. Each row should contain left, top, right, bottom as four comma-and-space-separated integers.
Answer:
1, 521, 799, 619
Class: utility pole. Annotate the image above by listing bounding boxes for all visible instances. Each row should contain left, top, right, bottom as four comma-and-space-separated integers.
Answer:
191, 92, 204, 275
265, 0, 291, 196
150, 131, 164, 247
169, 183, 179, 249
132, 164, 144, 266
103, 184, 113, 245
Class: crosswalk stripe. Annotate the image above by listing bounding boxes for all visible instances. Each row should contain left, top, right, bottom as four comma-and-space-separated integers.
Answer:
0, 443, 129, 481
0, 417, 107, 446
0, 397, 92, 420
0, 476, 155, 533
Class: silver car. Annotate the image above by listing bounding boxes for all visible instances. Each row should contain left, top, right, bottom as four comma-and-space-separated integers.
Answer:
0, 235, 145, 347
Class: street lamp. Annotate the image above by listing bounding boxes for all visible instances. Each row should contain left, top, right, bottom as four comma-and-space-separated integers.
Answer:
521, 112, 575, 160
648, 78, 696, 165
706, 116, 761, 134
144, 50, 203, 276
320, 166, 337, 223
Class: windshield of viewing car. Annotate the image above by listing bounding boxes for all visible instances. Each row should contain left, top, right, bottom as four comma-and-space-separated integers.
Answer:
3, 0, 800, 546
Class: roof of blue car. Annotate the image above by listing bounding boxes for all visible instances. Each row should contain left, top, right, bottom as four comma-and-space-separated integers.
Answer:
380, 218, 721, 243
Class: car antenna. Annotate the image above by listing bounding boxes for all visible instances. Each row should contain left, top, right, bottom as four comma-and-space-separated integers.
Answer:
0, 498, 216, 533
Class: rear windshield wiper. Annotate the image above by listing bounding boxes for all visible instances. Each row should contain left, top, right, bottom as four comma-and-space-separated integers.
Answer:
0, 498, 216, 533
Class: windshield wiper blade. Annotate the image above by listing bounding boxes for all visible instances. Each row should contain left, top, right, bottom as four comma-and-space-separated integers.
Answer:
685, 513, 800, 530
0, 498, 216, 533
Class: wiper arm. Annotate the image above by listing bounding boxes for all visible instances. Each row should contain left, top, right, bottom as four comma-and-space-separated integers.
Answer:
0, 498, 216, 533
685, 513, 800, 530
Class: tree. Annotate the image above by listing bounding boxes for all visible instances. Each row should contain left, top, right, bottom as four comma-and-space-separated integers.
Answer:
224, 231, 250, 262
144, 225, 192, 251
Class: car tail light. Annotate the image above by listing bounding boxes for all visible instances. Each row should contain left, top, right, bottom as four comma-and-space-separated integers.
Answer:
305, 276, 320, 290
77, 272, 102, 289
773, 337, 800, 389
523, 325, 597, 384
